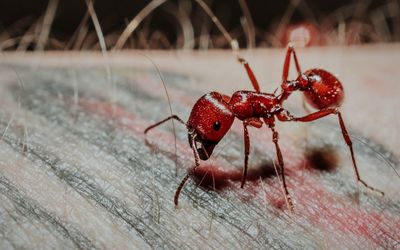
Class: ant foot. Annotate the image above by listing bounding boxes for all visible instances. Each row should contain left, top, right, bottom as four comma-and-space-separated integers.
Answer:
358, 180, 385, 196
333, 108, 339, 114
285, 193, 294, 213
237, 56, 247, 64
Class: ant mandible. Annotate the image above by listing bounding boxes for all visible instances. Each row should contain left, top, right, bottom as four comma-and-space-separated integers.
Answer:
144, 44, 384, 210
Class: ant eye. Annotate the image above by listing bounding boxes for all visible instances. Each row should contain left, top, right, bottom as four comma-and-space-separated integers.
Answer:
213, 121, 221, 131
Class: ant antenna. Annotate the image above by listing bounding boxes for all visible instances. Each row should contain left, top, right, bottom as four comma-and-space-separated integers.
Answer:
174, 132, 200, 205
87, 0, 182, 175
138, 52, 180, 174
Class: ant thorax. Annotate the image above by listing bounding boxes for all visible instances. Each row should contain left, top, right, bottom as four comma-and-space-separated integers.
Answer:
229, 91, 280, 120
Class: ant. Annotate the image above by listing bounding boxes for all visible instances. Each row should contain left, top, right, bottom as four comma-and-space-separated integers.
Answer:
144, 45, 384, 210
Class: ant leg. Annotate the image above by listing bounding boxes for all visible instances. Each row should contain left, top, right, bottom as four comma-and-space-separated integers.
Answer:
269, 125, 294, 211
281, 108, 384, 196
241, 121, 250, 188
237, 57, 261, 92
144, 115, 186, 134
174, 168, 195, 206
241, 118, 263, 188
336, 112, 384, 196
174, 133, 200, 205
282, 44, 302, 83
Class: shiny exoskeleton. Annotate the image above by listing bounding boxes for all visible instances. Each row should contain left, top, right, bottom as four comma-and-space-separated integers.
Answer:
144, 45, 384, 210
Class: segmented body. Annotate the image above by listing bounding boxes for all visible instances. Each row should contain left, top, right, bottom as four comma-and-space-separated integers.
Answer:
145, 46, 384, 209
230, 91, 281, 120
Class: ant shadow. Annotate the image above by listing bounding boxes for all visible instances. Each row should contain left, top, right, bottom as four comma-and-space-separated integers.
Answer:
192, 160, 277, 191
146, 137, 342, 207
190, 146, 339, 210
192, 146, 339, 192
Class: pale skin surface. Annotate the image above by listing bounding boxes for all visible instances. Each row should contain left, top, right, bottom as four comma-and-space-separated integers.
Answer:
0, 45, 399, 249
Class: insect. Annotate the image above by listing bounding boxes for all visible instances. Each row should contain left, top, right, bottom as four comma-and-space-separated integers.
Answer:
144, 45, 384, 210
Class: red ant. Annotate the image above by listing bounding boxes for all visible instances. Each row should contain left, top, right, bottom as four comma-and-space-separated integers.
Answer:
144, 45, 384, 210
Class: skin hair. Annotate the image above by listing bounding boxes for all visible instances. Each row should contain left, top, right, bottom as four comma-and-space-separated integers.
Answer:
0, 50, 399, 248
0, 1, 398, 248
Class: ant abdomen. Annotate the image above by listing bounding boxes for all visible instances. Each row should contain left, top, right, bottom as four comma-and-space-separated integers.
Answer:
300, 69, 345, 109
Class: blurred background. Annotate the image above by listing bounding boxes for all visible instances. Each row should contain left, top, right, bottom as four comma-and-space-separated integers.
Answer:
1, 0, 399, 51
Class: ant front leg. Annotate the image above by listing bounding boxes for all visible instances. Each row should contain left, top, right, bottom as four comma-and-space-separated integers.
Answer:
174, 131, 201, 206
144, 115, 187, 177
144, 115, 186, 134
278, 108, 385, 196
282, 44, 302, 83
237, 56, 261, 92
242, 121, 250, 188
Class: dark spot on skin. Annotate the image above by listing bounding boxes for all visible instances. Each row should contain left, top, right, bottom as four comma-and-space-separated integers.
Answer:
306, 147, 338, 172
213, 121, 221, 131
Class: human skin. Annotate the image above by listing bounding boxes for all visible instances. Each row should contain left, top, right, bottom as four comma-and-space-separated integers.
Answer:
0, 45, 399, 249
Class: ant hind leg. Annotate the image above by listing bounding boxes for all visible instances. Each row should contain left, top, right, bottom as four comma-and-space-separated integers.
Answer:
337, 112, 385, 196
285, 108, 385, 196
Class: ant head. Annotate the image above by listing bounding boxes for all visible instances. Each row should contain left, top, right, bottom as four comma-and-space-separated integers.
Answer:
300, 69, 345, 109
187, 92, 235, 160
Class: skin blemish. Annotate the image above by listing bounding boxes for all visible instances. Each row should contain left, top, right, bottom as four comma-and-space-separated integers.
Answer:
305, 147, 339, 172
